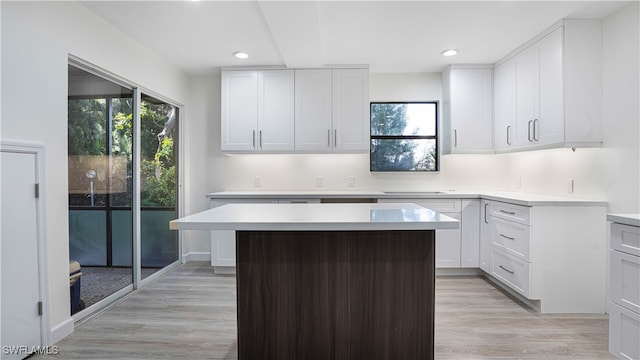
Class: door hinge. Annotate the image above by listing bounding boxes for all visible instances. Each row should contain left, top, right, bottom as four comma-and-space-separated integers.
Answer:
35, 183, 40, 198
38, 301, 43, 316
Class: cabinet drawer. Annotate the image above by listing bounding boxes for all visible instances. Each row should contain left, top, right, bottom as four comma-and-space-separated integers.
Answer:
611, 223, 640, 257
490, 247, 530, 297
491, 217, 531, 261
611, 249, 640, 314
491, 201, 531, 225
609, 301, 640, 360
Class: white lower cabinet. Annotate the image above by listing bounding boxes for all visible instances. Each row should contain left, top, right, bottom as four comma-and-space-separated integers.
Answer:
483, 199, 606, 313
609, 217, 640, 360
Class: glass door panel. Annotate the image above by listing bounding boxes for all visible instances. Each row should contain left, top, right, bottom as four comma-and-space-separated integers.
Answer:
68, 65, 133, 314
139, 94, 179, 278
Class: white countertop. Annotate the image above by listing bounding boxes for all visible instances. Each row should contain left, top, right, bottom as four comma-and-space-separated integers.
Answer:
206, 190, 607, 206
607, 213, 640, 227
170, 203, 459, 231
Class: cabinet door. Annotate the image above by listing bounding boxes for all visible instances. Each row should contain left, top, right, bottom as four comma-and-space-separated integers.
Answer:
461, 199, 480, 267
449, 68, 493, 153
494, 60, 516, 150
515, 47, 537, 146
479, 200, 492, 272
221, 71, 258, 151
294, 69, 333, 150
332, 69, 369, 151
258, 70, 295, 151
536, 28, 564, 145
436, 212, 462, 268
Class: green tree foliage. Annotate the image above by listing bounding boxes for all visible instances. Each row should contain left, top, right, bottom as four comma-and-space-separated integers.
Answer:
68, 99, 107, 155
370, 104, 419, 171
69, 97, 176, 207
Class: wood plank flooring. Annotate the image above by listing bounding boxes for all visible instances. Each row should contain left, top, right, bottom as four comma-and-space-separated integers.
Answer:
35, 261, 615, 360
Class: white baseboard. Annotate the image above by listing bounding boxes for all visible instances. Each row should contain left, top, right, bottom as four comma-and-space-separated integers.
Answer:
49, 317, 74, 345
436, 267, 482, 276
182, 251, 210, 263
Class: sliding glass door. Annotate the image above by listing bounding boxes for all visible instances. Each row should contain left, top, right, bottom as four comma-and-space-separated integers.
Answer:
68, 63, 180, 316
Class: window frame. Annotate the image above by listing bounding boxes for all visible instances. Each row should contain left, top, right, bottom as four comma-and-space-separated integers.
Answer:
369, 101, 440, 172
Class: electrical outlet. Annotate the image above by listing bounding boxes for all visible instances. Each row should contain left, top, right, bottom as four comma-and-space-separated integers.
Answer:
315, 176, 324, 188
254, 176, 262, 188
566, 178, 574, 193
347, 176, 356, 187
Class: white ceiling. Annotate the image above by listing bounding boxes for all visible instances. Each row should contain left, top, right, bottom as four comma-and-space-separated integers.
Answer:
81, 1, 630, 75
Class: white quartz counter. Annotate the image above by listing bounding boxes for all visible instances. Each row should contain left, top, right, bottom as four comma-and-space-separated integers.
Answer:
206, 190, 607, 206
170, 203, 459, 231
607, 213, 640, 227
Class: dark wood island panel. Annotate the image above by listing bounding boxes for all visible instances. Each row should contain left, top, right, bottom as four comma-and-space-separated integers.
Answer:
236, 230, 435, 360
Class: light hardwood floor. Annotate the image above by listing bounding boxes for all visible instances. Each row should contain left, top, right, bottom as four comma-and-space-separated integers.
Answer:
36, 261, 615, 360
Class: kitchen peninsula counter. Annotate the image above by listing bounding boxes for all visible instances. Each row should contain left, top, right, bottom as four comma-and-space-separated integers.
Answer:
171, 203, 458, 360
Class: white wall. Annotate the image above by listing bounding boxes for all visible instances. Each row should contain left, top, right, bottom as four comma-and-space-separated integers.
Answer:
1, 1, 191, 341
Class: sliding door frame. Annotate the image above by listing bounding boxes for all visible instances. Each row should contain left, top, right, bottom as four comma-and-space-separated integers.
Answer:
68, 55, 185, 315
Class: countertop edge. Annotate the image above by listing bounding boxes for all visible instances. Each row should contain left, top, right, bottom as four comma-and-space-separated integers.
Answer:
607, 213, 640, 227
205, 191, 607, 206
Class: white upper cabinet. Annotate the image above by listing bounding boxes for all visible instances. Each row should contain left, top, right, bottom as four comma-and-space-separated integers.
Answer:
493, 19, 602, 152
442, 65, 494, 154
221, 69, 294, 152
295, 68, 369, 152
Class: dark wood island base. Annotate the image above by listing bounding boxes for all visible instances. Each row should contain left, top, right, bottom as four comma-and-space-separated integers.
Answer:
236, 230, 435, 360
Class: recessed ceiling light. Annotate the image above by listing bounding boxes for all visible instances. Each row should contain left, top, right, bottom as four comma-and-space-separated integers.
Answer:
233, 51, 249, 60
441, 49, 458, 57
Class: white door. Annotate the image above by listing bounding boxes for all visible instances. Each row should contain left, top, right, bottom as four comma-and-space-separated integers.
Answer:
515, 47, 537, 146
450, 68, 493, 152
294, 69, 333, 151
494, 60, 516, 150
536, 28, 564, 145
221, 70, 258, 151
257, 70, 295, 151
332, 68, 369, 151
1, 150, 43, 359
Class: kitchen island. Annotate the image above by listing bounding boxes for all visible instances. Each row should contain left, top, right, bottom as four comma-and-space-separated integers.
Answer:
170, 203, 458, 360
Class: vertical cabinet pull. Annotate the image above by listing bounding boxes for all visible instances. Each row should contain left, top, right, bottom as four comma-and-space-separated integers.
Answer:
252, 130, 256, 149
327, 129, 331, 148
334, 129, 338, 148
484, 203, 489, 224
533, 119, 539, 141
259, 130, 263, 148
454, 129, 458, 147
506, 125, 511, 145
527, 120, 533, 142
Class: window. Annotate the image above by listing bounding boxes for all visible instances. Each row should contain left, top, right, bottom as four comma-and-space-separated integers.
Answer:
370, 102, 438, 172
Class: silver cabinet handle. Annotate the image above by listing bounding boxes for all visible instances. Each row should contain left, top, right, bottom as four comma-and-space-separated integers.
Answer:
454, 129, 458, 147
499, 265, 514, 274
533, 119, 539, 141
527, 120, 533, 142
499, 233, 515, 241
252, 130, 256, 149
334, 129, 337, 148
484, 203, 489, 224
327, 129, 331, 148
289, 201, 309, 204
499, 209, 516, 215
259, 130, 263, 149
506, 125, 511, 145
